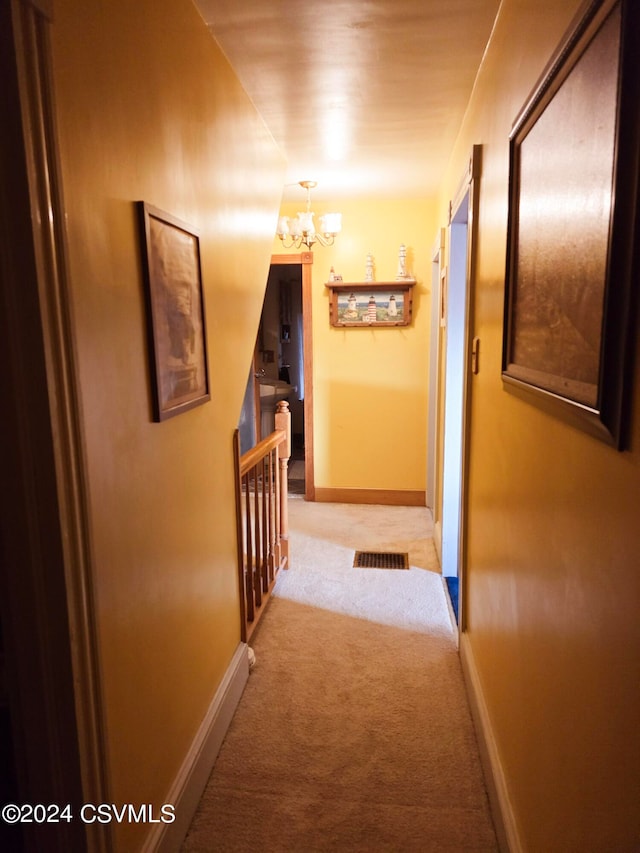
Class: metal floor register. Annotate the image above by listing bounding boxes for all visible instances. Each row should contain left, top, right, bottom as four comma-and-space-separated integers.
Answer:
353, 551, 409, 570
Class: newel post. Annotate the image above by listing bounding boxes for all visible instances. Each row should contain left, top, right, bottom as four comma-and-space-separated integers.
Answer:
274, 400, 291, 567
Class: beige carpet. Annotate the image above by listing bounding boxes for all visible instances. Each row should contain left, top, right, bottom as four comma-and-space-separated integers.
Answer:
181, 500, 498, 852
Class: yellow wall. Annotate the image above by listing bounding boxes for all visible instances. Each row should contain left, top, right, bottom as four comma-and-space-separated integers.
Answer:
438, 1, 640, 849
47, 0, 640, 848
51, 0, 284, 848
275, 198, 437, 496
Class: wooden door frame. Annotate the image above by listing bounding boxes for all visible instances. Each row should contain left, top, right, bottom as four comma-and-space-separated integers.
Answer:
251, 339, 263, 442
270, 252, 315, 500
1, 1, 110, 849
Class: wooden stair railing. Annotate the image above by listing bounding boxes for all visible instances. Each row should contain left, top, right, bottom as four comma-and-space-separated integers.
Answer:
233, 401, 291, 643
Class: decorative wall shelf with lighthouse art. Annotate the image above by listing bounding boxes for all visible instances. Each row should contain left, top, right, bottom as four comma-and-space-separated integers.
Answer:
325, 280, 416, 328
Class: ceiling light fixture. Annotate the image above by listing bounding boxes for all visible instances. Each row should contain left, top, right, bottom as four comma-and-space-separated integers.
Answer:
276, 181, 342, 250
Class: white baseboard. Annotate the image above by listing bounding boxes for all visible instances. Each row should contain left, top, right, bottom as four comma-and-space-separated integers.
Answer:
459, 633, 522, 853
142, 642, 249, 853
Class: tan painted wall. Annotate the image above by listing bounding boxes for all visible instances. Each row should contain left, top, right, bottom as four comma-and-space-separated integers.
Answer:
437, 1, 640, 848
47, 0, 640, 847
51, 0, 285, 848
274, 198, 437, 495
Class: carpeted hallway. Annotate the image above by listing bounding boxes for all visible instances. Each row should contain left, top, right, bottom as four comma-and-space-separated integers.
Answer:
181, 499, 498, 852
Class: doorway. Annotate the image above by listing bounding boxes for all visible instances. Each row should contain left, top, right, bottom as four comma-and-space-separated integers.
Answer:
238, 253, 315, 500
440, 146, 481, 630
1, 2, 109, 850
441, 198, 469, 620
261, 263, 305, 493
273, 253, 315, 500
441, 199, 469, 577
427, 229, 446, 513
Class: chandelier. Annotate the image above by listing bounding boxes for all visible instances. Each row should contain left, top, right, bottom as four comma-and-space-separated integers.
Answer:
276, 180, 342, 250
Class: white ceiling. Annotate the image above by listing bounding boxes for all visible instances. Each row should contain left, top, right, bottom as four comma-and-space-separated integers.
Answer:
194, 0, 500, 201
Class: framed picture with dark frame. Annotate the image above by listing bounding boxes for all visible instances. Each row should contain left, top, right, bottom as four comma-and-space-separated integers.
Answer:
137, 202, 210, 421
502, 0, 639, 448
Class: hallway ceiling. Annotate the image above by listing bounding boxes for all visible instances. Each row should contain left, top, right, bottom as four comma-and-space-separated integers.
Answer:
194, 0, 500, 202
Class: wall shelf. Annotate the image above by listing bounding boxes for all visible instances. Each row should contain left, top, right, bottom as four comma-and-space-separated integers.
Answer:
325, 279, 416, 327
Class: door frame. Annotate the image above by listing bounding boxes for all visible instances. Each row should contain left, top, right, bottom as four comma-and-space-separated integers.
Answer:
251, 338, 263, 442
441, 145, 482, 632
1, 2, 110, 850
270, 252, 315, 500
427, 228, 446, 514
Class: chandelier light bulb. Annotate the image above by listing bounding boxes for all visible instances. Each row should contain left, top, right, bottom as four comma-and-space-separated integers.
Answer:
276, 181, 341, 250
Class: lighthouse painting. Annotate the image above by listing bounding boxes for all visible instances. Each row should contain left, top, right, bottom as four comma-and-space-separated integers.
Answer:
335, 290, 405, 325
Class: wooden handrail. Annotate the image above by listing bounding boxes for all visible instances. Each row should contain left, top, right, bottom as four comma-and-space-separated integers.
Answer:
234, 401, 291, 643
239, 429, 286, 476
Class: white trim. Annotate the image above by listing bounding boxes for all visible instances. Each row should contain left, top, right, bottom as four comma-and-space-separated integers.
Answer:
142, 643, 250, 853
460, 633, 522, 853
427, 228, 445, 511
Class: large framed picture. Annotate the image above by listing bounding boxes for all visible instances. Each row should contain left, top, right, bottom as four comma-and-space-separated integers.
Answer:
137, 202, 210, 421
502, 0, 639, 448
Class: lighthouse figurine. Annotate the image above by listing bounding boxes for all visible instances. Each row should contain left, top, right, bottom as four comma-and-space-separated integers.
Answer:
396, 244, 410, 280
365, 253, 375, 282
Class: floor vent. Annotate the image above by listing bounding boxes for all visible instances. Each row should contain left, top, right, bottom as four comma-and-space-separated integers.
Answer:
353, 551, 409, 570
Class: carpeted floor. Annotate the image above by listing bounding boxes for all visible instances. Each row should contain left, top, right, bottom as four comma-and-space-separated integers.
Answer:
181, 500, 498, 852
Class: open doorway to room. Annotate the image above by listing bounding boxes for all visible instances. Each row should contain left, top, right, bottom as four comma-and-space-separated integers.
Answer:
441, 196, 469, 623
439, 146, 481, 630
261, 262, 305, 493
238, 253, 315, 500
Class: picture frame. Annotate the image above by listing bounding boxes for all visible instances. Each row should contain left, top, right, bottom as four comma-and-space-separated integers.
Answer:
326, 281, 415, 328
137, 202, 210, 421
502, 0, 639, 448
